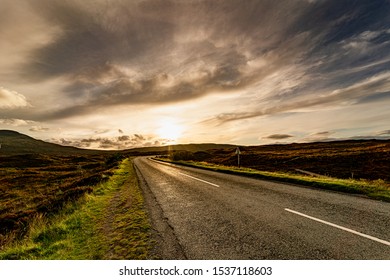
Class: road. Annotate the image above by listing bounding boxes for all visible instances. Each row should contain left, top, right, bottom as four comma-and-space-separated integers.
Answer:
134, 157, 390, 259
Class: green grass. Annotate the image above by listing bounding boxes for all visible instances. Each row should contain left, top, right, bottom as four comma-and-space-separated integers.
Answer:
156, 158, 390, 202
0, 158, 153, 260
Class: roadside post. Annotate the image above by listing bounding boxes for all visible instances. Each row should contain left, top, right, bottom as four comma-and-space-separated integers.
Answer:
235, 147, 241, 168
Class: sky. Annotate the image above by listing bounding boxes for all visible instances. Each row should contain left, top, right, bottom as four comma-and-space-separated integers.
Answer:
1, 0, 390, 150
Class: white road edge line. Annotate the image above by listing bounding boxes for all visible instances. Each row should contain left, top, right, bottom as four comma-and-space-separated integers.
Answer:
285, 208, 390, 246
179, 172, 220, 187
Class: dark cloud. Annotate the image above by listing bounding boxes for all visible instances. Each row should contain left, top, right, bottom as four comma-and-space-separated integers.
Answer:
3, 1, 310, 119
264, 134, 293, 140
99, 138, 117, 149
209, 71, 390, 124
204, 1, 390, 124
94, 129, 110, 134
312, 131, 332, 136
2, 0, 389, 123
356, 91, 390, 104
134, 134, 145, 141
58, 138, 73, 146
303, 131, 336, 142
80, 138, 100, 143
378, 130, 390, 135
118, 135, 130, 141
22, 0, 175, 80
348, 135, 390, 141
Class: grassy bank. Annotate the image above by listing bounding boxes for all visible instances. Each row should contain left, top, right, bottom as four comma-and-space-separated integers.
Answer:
155, 158, 390, 202
0, 158, 152, 260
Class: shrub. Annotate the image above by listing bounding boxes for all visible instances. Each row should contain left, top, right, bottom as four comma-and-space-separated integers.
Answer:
170, 151, 194, 161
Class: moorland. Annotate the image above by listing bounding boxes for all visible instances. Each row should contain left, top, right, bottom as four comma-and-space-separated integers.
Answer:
1, 129, 389, 255
168, 140, 390, 181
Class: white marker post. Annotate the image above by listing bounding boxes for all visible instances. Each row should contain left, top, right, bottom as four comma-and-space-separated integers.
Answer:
235, 147, 241, 168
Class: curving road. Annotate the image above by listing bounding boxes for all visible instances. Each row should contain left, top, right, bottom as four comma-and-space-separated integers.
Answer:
134, 157, 390, 259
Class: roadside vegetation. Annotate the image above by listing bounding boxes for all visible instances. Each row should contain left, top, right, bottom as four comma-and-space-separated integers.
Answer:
0, 153, 121, 247
156, 157, 390, 202
0, 158, 153, 260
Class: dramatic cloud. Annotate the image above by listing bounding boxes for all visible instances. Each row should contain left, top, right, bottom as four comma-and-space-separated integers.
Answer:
209, 70, 390, 124
8, 0, 386, 119
51, 134, 170, 150
1, 0, 389, 146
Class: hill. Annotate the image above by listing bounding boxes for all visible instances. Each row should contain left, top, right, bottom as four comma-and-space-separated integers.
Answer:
0, 130, 100, 155
125, 143, 236, 156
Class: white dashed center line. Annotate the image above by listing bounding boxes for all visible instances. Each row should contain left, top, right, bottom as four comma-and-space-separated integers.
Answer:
179, 172, 220, 187
285, 208, 390, 246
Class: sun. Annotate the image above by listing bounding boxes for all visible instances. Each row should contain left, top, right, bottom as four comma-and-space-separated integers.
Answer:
157, 119, 183, 141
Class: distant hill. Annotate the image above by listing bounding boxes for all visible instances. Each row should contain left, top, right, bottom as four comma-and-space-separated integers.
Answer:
125, 143, 237, 155
0, 130, 99, 155
0, 130, 237, 156
2, 130, 389, 181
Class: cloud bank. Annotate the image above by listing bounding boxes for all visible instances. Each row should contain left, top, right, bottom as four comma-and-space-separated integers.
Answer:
0, 119, 35, 126
0, 0, 386, 122
53, 134, 171, 150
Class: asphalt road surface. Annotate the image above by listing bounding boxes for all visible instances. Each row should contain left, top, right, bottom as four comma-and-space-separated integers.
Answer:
134, 157, 390, 259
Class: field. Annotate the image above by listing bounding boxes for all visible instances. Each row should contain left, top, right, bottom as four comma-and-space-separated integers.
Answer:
0, 152, 124, 249
0, 158, 152, 259
169, 140, 390, 182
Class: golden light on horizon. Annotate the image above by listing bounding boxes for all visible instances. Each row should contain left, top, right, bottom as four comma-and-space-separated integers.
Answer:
156, 118, 183, 141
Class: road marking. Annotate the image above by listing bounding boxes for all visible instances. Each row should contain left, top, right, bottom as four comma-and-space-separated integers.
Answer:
285, 208, 390, 246
179, 172, 220, 187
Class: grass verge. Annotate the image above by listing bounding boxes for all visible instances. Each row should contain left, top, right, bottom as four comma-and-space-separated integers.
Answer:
0, 158, 153, 259
155, 158, 390, 202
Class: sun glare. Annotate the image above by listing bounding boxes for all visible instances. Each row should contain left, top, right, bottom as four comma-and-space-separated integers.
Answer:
157, 119, 183, 141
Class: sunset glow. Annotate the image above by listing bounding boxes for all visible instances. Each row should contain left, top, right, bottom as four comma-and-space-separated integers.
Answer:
157, 119, 183, 142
